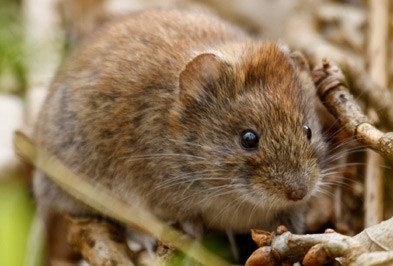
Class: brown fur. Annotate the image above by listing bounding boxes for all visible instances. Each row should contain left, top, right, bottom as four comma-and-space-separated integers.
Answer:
34, 9, 326, 234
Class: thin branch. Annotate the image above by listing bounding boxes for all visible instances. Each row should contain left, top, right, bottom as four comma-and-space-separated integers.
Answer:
246, 226, 365, 265
285, 10, 393, 130
311, 60, 393, 161
246, 217, 393, 266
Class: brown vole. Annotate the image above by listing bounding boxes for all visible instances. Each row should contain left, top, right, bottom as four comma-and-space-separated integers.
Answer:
33, 9, 326, 236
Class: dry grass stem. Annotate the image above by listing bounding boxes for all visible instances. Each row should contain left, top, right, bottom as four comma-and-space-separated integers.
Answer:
363, 0, 390, 227
13, 131, 230, 266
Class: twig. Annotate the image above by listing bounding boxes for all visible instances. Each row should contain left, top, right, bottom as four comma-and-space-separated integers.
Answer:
246, 217, 393, 266
272, 231, 364, 264
246, 227, 366, 265
311, 60, 393, 161
285, 10, 393, 130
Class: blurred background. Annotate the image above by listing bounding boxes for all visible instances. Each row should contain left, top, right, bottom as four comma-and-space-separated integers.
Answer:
0, 0, 392, 265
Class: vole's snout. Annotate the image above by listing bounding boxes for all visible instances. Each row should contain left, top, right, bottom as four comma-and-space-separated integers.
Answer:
285, 185, 307, 201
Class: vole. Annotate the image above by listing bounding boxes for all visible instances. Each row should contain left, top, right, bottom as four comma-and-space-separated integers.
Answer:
33, 8, 327, 238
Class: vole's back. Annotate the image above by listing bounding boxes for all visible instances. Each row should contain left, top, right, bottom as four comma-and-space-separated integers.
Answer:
33, 9, 246, 214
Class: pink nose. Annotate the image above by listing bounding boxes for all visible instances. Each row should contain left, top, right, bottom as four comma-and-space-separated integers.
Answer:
286, 187, 307, 201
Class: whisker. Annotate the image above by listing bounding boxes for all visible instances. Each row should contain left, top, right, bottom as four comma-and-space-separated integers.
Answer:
154, 176, 239, 192
209, 193, 249, 226
165, 138, 237, 157
120, 153, 208, 161
319, 181, 360, 190
323, 147, 368, 164
321, 162, 366, 174
314, 187, 336, 199
327, 137, 364, 153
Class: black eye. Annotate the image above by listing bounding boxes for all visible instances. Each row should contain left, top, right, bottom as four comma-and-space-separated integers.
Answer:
240, 130, 259, 150
303, 125, 312, 140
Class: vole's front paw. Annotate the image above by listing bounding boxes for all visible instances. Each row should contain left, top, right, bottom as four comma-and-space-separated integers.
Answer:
126, 228, 157, 256
180, 218, 205, 239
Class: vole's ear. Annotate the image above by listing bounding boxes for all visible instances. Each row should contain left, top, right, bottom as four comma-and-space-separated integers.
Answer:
179, 53, 227, 105
290, 50, 311, 72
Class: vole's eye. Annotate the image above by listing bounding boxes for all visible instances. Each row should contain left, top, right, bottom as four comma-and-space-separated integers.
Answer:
303, 125, 312, 141
240, 130, 259, 150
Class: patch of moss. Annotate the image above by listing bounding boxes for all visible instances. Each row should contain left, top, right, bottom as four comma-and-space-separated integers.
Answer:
0, 0, 26, 95
0, 180, 35, 266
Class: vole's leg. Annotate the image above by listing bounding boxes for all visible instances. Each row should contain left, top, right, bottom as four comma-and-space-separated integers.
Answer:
126, 218, 204, 252
66, 215, 135, 265
183, 220, 242, 262
126, 228, 157, 256
124, 218, 205, 264
276, 205, 306, 233
180, 218, 205, 239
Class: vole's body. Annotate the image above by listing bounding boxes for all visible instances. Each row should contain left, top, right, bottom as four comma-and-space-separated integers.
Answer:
34, 9, 326, 234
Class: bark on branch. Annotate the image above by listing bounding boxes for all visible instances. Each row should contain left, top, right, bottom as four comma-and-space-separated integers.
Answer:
246, 59, 393, 266
312, 60, 393, 161
246, 217, 393, 266
285, 11, 393, 130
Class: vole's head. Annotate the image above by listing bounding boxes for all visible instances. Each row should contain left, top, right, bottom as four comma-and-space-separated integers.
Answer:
168, 42, 326, 213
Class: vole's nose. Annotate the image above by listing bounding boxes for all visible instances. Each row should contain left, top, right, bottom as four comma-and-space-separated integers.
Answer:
285, 186, 307, 201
